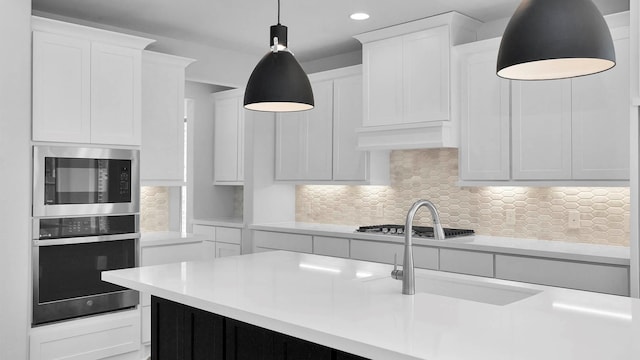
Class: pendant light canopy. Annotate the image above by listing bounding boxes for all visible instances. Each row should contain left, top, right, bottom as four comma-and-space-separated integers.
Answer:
497, 0, 615, 80
244, 0, 314, 112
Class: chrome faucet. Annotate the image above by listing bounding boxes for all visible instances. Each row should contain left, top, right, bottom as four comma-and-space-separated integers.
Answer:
391, 199, 445, 295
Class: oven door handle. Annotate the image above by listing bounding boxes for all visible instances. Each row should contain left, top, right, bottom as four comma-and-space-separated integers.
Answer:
33, 233, 140, 246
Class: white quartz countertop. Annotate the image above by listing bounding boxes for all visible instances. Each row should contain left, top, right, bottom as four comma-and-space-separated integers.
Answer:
103, 251, 640, 360
192, 217, 244, 228
250, 222, 630, 265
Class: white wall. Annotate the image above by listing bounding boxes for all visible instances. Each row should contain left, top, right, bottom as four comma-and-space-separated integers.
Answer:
0, 1, 32, 359
187, 81, 239, 221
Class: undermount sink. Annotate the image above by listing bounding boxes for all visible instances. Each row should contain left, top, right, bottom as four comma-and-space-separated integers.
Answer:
367, 274, 542, 306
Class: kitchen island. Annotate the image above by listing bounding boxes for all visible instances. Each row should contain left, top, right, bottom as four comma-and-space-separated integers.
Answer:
103, 251, 640, 360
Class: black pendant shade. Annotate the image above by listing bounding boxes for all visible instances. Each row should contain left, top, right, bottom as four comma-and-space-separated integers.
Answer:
244, 5, 314, 112
497, 0, 615, 80
244, 49, 314, 112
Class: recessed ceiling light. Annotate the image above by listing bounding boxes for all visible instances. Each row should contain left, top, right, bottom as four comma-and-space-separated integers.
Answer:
350, 12, 370, 21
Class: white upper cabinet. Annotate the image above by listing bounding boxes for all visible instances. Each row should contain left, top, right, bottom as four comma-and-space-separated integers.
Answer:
213, 89, 244, 185
275, 66, 389, 184
31, 16, 153, 146
355, 12, 480, 150
276, 80, 333, 181
333, 74, 369, 181
456, 23, 630, 184
457, 38, 510, 181
32, 31, 91, 143
362, 37, 403, 127
571, 29, 630, 180
141, 51, 195, 184
402, 26, 450, 124
511, 79, 573, 180
90, 43, 142, 145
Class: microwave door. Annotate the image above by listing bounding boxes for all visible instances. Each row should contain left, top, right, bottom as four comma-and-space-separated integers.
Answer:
56, 160, 99, 204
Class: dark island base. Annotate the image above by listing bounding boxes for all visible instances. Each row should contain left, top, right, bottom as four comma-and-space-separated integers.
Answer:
152, 296, 369, 360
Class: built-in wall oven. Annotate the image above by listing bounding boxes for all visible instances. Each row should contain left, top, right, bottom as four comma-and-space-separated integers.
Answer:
32, 214, 140, 325
33, 146, 139, 217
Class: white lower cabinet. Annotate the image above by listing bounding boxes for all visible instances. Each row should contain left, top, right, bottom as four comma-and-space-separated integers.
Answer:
249, 229, 629, 296
439, 249, 494, 277
215, 242, 241, 258
350, 240, 439, 270
350, 239, 402, 264
142, 241, 205, 267
313, 236, 350, 258
141, 306, 151, 344
29, 309, 141, 360
495, 254, 629, 296
193, 224, 242, 259
215, 226, 242, 245
253, 231, 313, 253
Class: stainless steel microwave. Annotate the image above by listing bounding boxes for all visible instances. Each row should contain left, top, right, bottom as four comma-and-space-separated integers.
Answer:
33, 146, 139, 217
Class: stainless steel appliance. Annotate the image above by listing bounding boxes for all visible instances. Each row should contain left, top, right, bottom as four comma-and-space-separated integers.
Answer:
32, 214, 140, 325
356, 224, 474, 238
33, 146, 139, 217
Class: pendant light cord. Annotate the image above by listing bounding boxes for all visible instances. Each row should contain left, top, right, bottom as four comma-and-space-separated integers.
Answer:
277, 0, 281, 24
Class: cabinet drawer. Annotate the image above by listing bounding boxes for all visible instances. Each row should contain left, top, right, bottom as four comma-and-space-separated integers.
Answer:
141, 242, 204, 266
215, 227, 241, 244
440, 249, 494, 277
350, 240, 438, 270
192, 224, 216, 239
313, 236, 349, 258
216, 242, 241, 258
253, 231, 313, 253
350, 240, 401, 264
495, 254, 629, 296
29, 310, 140, 360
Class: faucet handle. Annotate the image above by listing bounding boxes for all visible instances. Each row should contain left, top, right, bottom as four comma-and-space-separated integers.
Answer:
391, 253, 403, 280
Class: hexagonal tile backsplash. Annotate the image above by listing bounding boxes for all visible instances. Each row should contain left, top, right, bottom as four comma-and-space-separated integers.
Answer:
141, 186, 169, 232
296, 148, 630, 246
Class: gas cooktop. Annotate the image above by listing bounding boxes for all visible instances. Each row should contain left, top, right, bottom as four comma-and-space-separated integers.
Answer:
356, 224, 474, 238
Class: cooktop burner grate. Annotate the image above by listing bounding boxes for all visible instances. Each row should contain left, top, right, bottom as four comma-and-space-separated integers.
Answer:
356, 224, 474, 238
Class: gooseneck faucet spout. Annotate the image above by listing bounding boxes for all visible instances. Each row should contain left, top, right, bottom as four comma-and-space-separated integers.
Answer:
391, 199, 445, 295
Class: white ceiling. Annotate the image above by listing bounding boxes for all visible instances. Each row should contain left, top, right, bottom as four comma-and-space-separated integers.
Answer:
31, 0, 629, 63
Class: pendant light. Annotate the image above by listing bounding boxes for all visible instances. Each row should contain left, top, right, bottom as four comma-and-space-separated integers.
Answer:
497, 0, 615, 80
244, 0, 314, 112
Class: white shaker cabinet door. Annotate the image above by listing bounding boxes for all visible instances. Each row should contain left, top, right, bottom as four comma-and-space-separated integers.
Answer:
275, 110, 307, 180
459, 40, 511, 181
333, 74, 368, 181
32, 31, 91, 143
571, 31, 630, 180
276, 80, 333, 181
214, 94, 242, 183
362, 37, 403, 127
403, 26, 450, 123
90, 42, 142, 145
141, 52, 191, 183
511, 79, 572, 180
